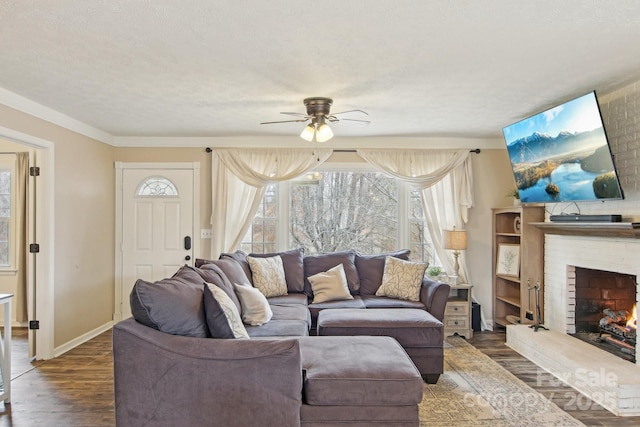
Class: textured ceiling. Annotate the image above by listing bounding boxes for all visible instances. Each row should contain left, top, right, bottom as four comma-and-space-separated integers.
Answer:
1, 1, 640, 145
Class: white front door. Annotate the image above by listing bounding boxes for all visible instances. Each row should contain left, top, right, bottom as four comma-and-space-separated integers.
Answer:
116, 163, 199, 320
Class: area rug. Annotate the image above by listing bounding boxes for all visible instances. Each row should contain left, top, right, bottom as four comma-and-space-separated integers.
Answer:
419, 336, 585, 426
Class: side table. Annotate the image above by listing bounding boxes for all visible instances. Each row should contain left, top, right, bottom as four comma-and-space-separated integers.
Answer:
444, 284, 473, 339
0, 293, 12, 404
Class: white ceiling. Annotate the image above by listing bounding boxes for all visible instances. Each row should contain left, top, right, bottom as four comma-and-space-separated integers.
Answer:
1, 1, 640, 147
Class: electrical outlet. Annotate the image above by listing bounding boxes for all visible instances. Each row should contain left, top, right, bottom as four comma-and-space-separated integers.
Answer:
200, 229, 213, 239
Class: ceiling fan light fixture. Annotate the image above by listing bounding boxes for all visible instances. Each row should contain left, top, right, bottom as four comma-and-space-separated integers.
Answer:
300, 123, 315, 142
315, 123, 334, 143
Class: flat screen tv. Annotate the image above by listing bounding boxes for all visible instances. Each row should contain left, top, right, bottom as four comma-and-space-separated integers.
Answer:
502, 91, 623, 204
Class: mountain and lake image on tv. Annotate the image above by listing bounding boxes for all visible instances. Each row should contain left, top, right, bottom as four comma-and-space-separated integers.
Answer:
502, 92, 623, 203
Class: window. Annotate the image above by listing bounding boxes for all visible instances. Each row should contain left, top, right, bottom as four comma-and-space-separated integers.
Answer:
240, 184, 277, 254
242, 165, 438, 265
136, 177, 178, 197
0, 155, 15, 269
289, 171, 398, 255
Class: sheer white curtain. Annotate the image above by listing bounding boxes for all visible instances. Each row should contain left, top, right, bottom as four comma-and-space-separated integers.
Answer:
211, 148, 333, 257
15, 153, 29, 322
357, 149, 474, 282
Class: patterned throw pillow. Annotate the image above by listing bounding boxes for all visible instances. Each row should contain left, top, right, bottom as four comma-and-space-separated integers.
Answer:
247, 255, 288, 298
233, 283, 273, 326
203, 282, 249, 339
375, 256, 428, 302
308, 264, 354, 304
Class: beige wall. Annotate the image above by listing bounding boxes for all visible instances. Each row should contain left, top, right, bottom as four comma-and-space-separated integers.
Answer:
0, 104, 115, 348
466, 149, 516, 328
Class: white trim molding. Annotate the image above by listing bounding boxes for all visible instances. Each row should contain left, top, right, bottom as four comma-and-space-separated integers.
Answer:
0, 126, 55, 360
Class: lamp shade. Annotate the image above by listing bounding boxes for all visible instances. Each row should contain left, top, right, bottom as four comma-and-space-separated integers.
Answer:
315, 123, 334, 142
442, 228, 467, 251
300, 124, 315, 142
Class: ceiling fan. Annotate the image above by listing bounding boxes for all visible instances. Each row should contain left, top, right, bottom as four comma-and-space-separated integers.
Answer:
260, 97, 370, 142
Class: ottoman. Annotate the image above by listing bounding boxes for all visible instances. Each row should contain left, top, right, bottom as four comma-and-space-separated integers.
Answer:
317, 308, 444, 383
298, 336, 423, 426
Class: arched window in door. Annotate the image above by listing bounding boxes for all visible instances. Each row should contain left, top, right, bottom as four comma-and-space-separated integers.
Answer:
136, 176, 178, 197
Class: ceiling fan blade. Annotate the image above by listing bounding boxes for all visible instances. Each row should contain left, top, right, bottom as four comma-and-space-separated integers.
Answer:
260, 119, 309, 125
331, 109, 369, 116
280, 112, 309, 117
337, 118, 371, 125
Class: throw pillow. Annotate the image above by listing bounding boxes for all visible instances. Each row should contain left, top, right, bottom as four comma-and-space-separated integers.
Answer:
233, 283, 273, 326
130, 277, 208, 338
308, 264, 354, 304
303, 250, 360, 297
249, 248, 305, 293
203, 282, 249, 339
376, 256, 428, 302
247, 255, 288, 298
355, 249, 411, 295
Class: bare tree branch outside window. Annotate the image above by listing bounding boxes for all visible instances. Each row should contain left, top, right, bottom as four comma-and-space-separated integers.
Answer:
290, 172, 398, 254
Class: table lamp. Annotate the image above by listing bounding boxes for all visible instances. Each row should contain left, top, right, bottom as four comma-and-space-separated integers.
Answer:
442, 227, 467, 283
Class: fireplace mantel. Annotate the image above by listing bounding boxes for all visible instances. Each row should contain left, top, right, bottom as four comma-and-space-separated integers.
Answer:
532, 222, 640, 238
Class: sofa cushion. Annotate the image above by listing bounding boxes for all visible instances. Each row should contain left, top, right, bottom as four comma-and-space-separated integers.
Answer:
219, 250, 253, 280
188, 264, 242, 312
355, 249, 411, 295
270, 304, 312, 329
247, 255, 288, 297
298, 336, 423, 406
360, 295, 425, 310
249, 248, 305, 293
267, 293, 309, 306
308, 264, 354, 304
376, 256, 427, 301
308, 296, 366, 328
203, 257, 252, 286
245, 319, 310, 337
129, 276, 208, 338
203, 282, 249, 339
304, 250, 360, 296
233, 283, 273, 326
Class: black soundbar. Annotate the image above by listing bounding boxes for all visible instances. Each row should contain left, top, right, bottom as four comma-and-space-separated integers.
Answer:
549, 214, 622, 223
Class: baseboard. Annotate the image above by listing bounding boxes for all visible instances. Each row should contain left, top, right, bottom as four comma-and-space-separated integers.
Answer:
54, 320, 113, 358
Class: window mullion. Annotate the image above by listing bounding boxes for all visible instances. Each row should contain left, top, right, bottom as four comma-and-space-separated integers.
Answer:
397, 180, 409, 250
277, 180, 290, 251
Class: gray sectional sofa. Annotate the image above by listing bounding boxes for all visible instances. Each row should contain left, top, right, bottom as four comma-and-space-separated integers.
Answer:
113, 249, 450, 426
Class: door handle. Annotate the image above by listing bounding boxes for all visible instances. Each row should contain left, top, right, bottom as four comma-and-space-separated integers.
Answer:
184, 236, 192, 250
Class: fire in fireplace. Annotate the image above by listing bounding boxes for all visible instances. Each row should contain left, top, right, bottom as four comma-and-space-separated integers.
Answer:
599, 305, 637, 360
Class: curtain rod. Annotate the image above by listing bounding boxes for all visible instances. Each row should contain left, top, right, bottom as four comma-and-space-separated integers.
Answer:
205, 148, 481, 154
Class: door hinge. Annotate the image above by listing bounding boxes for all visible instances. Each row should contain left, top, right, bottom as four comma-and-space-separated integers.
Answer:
29, 243, 40, 253
29, 166, 40, 177
29, 320, 40, 330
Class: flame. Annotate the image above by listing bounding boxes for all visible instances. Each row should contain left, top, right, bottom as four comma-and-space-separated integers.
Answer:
626, 303, 637, 330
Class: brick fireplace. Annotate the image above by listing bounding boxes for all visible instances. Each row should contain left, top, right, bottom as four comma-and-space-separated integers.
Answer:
507, 233, 640, 416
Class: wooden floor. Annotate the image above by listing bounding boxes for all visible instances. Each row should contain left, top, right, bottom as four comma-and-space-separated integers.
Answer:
1, 328, 639, 426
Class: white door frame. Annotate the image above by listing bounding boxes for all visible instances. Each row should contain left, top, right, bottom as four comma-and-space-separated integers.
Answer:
114, 162, 200, 322
0, 126, 54, 360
